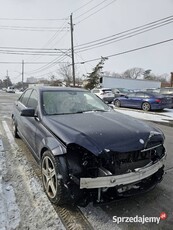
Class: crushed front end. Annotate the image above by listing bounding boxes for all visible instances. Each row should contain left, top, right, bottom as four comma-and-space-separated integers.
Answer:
66, 131, 166, 205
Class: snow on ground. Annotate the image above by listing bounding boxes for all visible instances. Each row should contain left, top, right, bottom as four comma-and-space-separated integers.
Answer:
114, 108, 173, 123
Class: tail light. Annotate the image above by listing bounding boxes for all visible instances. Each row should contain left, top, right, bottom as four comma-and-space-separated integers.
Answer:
155, 99, 161, 103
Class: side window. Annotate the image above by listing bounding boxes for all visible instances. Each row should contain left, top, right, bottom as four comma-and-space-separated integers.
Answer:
144, 93, 150, 98
19, 89, 33, 106
27, 90, 38, 109
128, 93, 136, 97
136, 92, 145, 98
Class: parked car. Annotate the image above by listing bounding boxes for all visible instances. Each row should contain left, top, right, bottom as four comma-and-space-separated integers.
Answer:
159, 87, 173, 107
112, 88, 131, 98
12, 86, 166, 206
159, 87, 173, 95
91, 88, 114, 103
145, 88, 160, 93
6, 86, 15, 93
113, 91, 172, 111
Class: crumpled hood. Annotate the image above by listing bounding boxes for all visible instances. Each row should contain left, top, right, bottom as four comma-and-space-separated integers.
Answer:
42, 111, 163, 156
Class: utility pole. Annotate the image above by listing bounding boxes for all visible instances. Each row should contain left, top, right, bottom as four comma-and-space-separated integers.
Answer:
22, 60, 24, 90
70, 13, 75, 86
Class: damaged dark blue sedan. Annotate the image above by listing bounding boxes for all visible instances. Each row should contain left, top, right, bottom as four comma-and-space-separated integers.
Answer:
12, 86, 166, 206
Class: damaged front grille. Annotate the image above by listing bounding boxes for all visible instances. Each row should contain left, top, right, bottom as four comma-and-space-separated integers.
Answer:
99, 144, 165, 175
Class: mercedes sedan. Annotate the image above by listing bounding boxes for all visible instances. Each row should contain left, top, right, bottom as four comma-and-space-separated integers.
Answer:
12, 86, 166, 206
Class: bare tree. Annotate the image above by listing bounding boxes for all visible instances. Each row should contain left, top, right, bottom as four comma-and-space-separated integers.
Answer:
123, 67, 144, 79
58, 63, 73, 86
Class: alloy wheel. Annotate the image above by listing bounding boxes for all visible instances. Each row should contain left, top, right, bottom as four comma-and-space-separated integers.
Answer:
42, 156, 57, 199
142, 102, 150, 111
114, 100, 121, 107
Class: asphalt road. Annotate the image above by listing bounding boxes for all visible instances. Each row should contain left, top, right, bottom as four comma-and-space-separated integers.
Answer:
0, 90, 173, 230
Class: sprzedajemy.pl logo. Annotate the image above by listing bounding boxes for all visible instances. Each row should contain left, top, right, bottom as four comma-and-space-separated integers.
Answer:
113, 212, 167, 225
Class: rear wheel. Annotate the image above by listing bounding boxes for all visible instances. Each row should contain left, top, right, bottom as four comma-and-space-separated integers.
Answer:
142, 102, 151, 111
41, 151, 70, 205
12, 117, 20, 138
114, 99, 121, 107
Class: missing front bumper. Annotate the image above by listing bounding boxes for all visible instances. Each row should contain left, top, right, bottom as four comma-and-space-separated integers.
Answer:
80, 156, 166, 189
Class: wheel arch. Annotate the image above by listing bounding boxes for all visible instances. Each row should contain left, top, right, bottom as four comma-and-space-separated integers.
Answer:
39, 137, 67, 160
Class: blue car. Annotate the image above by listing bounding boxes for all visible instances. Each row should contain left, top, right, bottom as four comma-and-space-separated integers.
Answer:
113, 91, 172, 111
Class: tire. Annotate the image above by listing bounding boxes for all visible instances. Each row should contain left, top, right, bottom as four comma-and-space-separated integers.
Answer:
12, 117, 20, 138
41, 151, 70, 205
114, 99, 121, 107
142, 102, 151, 111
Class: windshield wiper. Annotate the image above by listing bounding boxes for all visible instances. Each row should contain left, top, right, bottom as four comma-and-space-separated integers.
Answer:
83, 109, 108, 113
48, 111, 85, 115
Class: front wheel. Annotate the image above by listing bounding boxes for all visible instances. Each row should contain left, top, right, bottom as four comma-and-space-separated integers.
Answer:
41, 151, 70, 205
114, 100, 121, 107
142, 102, 151, 111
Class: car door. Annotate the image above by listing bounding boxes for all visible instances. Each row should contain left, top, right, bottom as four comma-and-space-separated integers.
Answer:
133, 92, 145, 108
122, 93, 136, 107
23, 89, 39, 154
15, 89, 33, 137
15, 89, 39, 154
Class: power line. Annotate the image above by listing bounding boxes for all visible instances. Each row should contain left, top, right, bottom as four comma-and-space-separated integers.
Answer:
0, 61, 69, 64
75, 38, 173, 64
0, 46, 70, 57
25, 52, 71, 75
0, 25, 69, 32
74, 15, 173, 52
0, 17, 68, 21
75, 0, 117, 24
74, 0, 108, 19
0, 51, 70, 56
0, 46, 68, 50
25, 20, 70, 63
73, 0, 95, 13
76, 20, 173, 53
75, 15, 173, 47
0, 49, 69, 55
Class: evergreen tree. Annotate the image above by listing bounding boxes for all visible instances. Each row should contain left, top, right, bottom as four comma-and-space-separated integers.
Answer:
84, 57, 108, 90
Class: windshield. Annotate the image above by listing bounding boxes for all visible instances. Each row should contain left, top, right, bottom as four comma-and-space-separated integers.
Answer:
42, 90, 110, 115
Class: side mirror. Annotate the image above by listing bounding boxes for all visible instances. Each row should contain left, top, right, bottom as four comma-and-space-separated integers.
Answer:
20, 108, 35, 117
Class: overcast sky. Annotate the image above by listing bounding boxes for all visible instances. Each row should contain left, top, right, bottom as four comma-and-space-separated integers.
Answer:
0, 0, 172, 83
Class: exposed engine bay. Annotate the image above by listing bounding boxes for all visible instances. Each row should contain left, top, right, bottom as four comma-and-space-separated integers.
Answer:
66, 140, 166, 205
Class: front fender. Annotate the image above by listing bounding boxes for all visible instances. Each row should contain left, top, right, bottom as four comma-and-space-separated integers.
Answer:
39, 136, 67, 159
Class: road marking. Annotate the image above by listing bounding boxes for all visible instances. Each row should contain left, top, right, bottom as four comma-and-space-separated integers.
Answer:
2, 121, 18, 149
1, 121, 122, 230
1, 120, 66, 230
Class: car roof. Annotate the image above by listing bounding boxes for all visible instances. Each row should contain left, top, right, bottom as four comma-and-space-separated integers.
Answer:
29, 86, 87, 93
